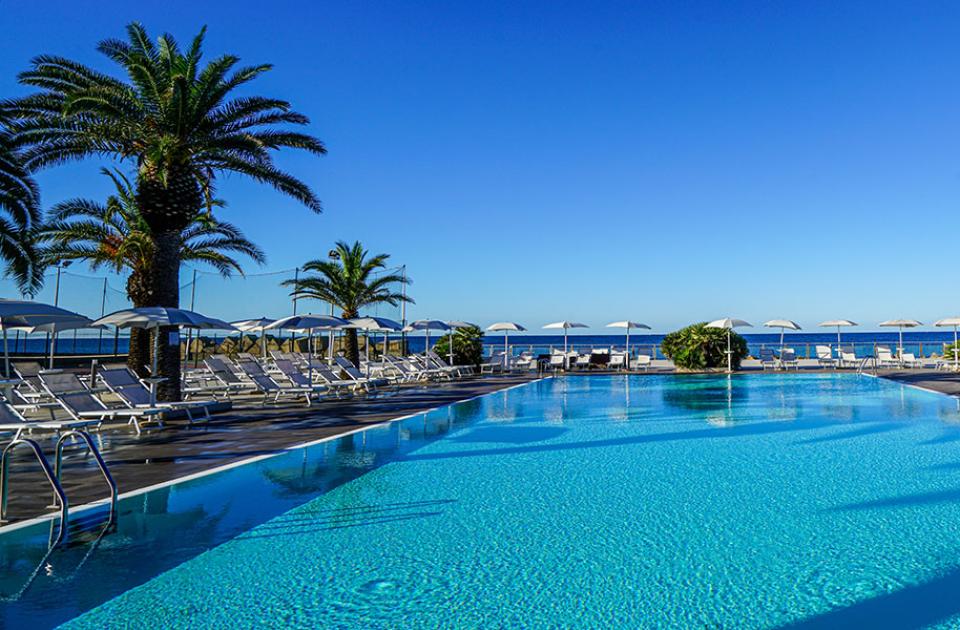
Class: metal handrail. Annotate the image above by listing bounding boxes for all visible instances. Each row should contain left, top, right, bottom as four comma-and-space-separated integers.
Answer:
52, 430, 117, 528
0, 438, 69, 546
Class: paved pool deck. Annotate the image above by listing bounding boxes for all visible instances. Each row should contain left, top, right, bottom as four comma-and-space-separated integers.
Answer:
1, 374, 539, 525
3, 368, 960, 528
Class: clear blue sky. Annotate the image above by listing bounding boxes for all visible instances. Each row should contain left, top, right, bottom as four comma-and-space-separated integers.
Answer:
2, 1, 959, 333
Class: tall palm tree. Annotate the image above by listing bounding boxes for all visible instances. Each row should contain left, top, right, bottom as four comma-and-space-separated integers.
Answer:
41, 167, 265, 376
284, 241, 412, 368
0, 117, 42, 293
4, 23, 324, 399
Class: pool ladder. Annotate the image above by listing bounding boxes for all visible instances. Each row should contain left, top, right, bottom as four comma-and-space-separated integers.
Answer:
0, 430, 117, 547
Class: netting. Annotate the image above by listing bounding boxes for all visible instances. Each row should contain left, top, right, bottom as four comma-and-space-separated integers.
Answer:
0, 263, 409, 356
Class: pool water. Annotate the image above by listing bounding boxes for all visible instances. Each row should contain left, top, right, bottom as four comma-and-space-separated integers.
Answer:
8, 374, 960, 628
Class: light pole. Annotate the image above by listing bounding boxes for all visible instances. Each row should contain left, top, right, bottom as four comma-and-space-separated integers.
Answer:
47, 261, 71, 362
327, 249, 339, 364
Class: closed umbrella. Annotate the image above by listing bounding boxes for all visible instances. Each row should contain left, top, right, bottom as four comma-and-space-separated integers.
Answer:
486, 322, 526, 370
935, 318, 960, 370
543, 321, 588, 353
230, 317, 276, 358
818, 320, 858, 359
879, 319, 923, 362
0, 299, 92, 377
606, 321, 651, 366
762, 319, 802, 356
705, 318, 752, 373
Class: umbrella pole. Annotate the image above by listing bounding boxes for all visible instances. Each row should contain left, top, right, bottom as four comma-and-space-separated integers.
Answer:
449, 328, 454, 365
49, 332, 55, 369
954, 326, 958, 370
626, 328, 630, 370
308, 328, 314, 385
151, 329, 159, 375
504, 331, 508, 370
727, 330, 732, 373
564, 330, 568, 354
2, 327, 8, 378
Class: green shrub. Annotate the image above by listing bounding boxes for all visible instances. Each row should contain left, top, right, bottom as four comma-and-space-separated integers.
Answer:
433, 325, 484, 368
661, 322, 748, 370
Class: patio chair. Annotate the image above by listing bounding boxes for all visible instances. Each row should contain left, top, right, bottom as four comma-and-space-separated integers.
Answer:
479, 353, 505, 374
98, 367, 215, 423
839, 350, 858, 368
759, 348, 777, 370
574, 353, 591, 370
815, 345, 837, 368
236, 360, 318, 406
898, 352, 923, 368
876, 346, 899, 368
629, 355, 652, 371
39, 371, 165, 435
609, 352, 627, 371
548, 352, 566, 372
0, 391, 101, 440
778, 348, 799, 370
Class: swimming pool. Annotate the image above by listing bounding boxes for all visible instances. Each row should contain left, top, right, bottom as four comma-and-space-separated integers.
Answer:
6, 374, 960, 628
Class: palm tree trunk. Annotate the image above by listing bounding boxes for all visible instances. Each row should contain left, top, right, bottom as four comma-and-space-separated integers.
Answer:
150, 230, 182, 401
342, 309, 360, 367
135, 168, 201, 402
126, 271, 151, 378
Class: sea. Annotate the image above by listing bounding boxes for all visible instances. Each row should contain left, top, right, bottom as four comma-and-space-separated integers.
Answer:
11, 331, 959, 360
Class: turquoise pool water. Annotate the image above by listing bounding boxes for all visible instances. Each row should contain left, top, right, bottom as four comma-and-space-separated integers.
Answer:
8, 374, 960, 628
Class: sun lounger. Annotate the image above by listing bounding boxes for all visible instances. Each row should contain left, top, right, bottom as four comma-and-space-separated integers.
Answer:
898, 352, 923, 368
0, 392, 100, 440
333, 357, 390, 389
815, 345, 837, 368
778, 348, 799, 370
839, 350, 858, 368
609, 352, 627, 371
759, 348, 777, 370
310, 362, 361, 396
98, 367, 215, 423
427, 351, 475, 376
479, 354, 504, 374
629, 355, 652, 371
236, 360, 318, 406
876, 346, 898, 368
39, 372, 165, 435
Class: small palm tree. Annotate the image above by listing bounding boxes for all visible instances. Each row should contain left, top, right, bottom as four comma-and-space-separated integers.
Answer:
0, 118, 42, 293
5, 23, 324, 399
41, 168, 264, 374
284, 241, 412, 367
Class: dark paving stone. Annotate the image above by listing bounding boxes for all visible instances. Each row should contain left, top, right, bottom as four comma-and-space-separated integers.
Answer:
0, 375, 538, 524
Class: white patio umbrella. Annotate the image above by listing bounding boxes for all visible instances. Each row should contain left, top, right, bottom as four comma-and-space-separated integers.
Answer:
445, 320, 478, 365
350, 316, 403, 375
230, 317, 276, 358
878, 319, 923, 359
10, 316, 100, 369
935, 317, 960, 369
93, 307, 237, 400
543, 321, 588, 353
763, 319, 802, 355
0, 299, 91, 377
403, 320, 451, 356
818, 320, 858, 357
606, 321, 651, 364
705, 318, 753, 373
487, 322, 527, 370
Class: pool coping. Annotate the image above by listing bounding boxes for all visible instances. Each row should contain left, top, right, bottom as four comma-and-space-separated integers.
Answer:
0, 377, 547, 537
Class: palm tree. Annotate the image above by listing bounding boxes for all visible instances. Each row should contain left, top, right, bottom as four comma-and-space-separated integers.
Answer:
41, 167, 265, 376
284, 241, 412, 368
4, 23, 324, 399
0, 117, 42, 293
